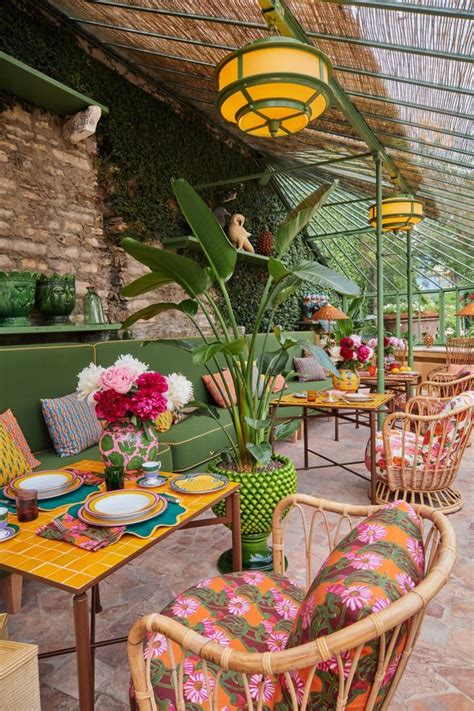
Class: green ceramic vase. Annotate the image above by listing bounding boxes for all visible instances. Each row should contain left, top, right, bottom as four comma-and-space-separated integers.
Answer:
0, 271, 39, 326
209, 454, 297, 572
83, 286, 105, 325
36, 274, 76, 325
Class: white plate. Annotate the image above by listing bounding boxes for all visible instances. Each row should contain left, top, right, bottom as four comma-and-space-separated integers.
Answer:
3, 477, 82, 501
343, 393, 373, 402
293, 392, 308, 398
87, 490, 158, 517
13, 472, 75, 492
77, 497, 167, 527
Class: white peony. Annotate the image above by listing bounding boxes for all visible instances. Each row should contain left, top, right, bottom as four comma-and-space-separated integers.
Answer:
114, 354, 148, 378
166, 373, 193, 411
76, 363, 105, 401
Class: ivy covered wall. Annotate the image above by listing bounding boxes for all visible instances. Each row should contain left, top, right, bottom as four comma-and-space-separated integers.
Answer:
0, 0, 322, 333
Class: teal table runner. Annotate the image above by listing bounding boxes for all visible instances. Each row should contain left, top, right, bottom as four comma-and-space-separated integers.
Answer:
67, 499, 186, 538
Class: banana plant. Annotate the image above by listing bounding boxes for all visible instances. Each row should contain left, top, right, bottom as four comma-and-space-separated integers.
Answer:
121, 178, 359, 471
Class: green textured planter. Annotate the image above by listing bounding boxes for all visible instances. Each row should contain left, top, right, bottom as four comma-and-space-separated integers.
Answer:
36, 274, 76, 325
210, 454, 297, 572
0, 271, 39, 326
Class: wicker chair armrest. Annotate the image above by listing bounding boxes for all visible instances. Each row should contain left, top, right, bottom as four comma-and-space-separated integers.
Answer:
405, 396, 448, 416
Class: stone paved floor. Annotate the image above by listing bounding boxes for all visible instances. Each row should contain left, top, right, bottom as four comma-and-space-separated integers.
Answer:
3, 417, 473, 710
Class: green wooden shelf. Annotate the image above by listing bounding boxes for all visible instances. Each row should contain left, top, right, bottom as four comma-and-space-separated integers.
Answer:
0, 51, 109, 116
163, 235, 270, 265
0, 323, 121, 335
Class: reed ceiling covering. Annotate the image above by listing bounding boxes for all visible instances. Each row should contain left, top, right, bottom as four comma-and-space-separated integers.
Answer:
43, 0, 473, 283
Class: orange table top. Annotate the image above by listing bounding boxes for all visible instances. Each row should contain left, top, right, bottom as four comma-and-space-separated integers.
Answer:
0, 460, 238, 595
274, 392, 393, 411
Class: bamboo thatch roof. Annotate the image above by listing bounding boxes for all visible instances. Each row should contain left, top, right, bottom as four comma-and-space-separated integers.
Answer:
42, 0, 473, 286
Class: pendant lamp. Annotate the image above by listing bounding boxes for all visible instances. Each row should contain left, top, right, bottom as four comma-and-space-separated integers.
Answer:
368, 194, 424, 232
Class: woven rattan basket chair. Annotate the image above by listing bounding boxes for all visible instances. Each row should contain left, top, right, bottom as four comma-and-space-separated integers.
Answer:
373, 397, 473, 513
128, 495, 456, 711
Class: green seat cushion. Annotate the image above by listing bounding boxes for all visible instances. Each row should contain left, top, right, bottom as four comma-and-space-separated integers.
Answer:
159, 411, 235, 472
0, 344, 95, 453
35, 443, 173, 473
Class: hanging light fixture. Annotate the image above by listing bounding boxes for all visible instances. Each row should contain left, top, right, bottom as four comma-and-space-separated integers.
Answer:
368, 194, 424, 232
215, 37, 333, 138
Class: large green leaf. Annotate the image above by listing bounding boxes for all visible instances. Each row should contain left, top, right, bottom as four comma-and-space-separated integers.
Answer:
172, 178, 237, 282
121, 272, 171, 298
274, 419, 302, 441
191, 337, 246, 366
246, 442, 273, 467
244, 417, 271, 431
121, 237, 212, 297
270, 259, 359, 296
275, 182, 337, 257
189, 400, 220, 419
257, 349, 288, 376
300, 341, 339, 377
122, 300, 198, 329
270, 279, 302, 307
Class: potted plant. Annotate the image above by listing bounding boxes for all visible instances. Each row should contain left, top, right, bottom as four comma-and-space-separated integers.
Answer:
76, 356, 193, 472
121, 178, 359, 570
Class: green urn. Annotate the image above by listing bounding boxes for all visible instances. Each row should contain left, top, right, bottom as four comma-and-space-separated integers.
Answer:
37, 274, 76, 325
0, 271, 39, 326
210, 454, 297, 572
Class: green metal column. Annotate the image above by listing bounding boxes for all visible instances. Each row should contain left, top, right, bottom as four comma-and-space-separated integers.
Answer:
455, 288, 461, 336
375, 153, 385, 424
438, 291, 445, 345
395, 293, 401, 337
406, 230, 414, 368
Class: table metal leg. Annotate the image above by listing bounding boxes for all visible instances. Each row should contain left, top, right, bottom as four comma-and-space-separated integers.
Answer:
73, 592, 94, 711
303, 407, 309, 468
231, 490, 242, 572
333, 408, 339, 442
369, 412, 377, 504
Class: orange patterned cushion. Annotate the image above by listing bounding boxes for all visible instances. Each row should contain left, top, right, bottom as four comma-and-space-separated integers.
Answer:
0, 409, 40, 469
284, 501, 425, 709
201, 370, 236, 408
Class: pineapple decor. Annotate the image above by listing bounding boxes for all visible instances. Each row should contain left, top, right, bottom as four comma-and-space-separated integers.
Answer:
422, 331, 434, 347
257, 226, 274, 256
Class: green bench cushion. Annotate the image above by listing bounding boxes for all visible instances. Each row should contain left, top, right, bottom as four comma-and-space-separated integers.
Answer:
159, 410, 235, 472
35, 442, 173, 473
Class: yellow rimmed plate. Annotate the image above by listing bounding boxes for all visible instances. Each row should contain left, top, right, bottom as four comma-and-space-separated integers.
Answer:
4, 475, 82, 501
170, 472, 228, 495
85, 490, 159, 519
77, 496, 167, 527
9, 470, 78, 494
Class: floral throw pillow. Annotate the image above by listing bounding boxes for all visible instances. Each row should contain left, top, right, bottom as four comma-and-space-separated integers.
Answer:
41, 393, 102, 457
284, 501, 425, 709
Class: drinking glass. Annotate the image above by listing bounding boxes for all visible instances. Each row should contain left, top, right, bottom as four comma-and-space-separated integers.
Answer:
104, 465, 125, 492
16, 490, 38, 522
307, 390, 316, 402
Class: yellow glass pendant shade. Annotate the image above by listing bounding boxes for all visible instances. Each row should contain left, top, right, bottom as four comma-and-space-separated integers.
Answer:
368, 194, 424, 232
215, 37, 333, 138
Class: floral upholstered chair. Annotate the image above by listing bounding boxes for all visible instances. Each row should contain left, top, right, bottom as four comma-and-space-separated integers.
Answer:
128, 496, 456, 710
366, 391, 474, 513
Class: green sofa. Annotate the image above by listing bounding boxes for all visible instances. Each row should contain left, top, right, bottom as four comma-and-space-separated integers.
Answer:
0, 331, 330, 474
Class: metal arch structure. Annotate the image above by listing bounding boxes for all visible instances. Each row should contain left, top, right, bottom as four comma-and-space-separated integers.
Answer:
36, 0, 474, 380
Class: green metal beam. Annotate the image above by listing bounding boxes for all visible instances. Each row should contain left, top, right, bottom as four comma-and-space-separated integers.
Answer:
259, 0, 412, 193
385, 146, 473, 170
105, 42, 215, 65
312, 0, 474, 19
307, 124, 474, 159
347, 90, 473, 122
375, 153, 385, 404
194, 152, 372, 189
308, 31, 473, 63
334, 65, 474, 98
406, 231, 414, 367
134, 63, 214, 81
83, 1, 266, 28
355, 111, 474, 142
308, 227, 376, 240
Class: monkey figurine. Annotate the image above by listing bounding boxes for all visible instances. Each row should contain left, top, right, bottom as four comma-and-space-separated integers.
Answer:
227, 214, 254, 253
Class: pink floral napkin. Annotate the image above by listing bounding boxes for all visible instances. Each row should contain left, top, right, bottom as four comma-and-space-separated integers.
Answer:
37, 512, 125, 551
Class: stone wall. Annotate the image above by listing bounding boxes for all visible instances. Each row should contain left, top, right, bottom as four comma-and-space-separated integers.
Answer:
0, 103, 211, 338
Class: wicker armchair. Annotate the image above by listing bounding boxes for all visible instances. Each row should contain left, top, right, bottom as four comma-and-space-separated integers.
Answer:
427, 336, 474, 380
420, 372, 474, 400
371, 397, 473, 513
128, 495, 456, 711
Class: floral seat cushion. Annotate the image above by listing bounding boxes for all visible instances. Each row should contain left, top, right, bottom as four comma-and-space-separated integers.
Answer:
131, 571, 305, 710
421, 390, 474, 468
284, 501, 425, 709
365, 430, 424, 481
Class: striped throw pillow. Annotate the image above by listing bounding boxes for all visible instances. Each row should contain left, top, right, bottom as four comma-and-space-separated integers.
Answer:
41, 393, 102, 457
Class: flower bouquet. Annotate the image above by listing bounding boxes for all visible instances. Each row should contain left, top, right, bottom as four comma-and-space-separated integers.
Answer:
77, 355, 193, 471
331, 335, 373, 392
367, 336, 406, 372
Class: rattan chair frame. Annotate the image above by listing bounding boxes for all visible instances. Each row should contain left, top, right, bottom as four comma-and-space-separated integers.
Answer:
427, 337, 474, 380
420, 373, 474, 399
375, 400, 472, 513
128, 495, 456, 711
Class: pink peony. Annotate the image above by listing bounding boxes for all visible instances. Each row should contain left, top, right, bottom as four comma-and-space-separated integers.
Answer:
357, 344, 372, 363
340, 345, 355, 361
94, 389, 129, 422
129, 391, 168, 420
136, 371, 169, 394
350, 334, 362, 347
339, 336, 354, 349
99, 366, 136, 394
367, 337, 377, 349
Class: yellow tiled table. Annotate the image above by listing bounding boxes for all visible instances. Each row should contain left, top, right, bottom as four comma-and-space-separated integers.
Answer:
359, 371, 422, 402
271, 393, 394, 503
0, 461, 241, 711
